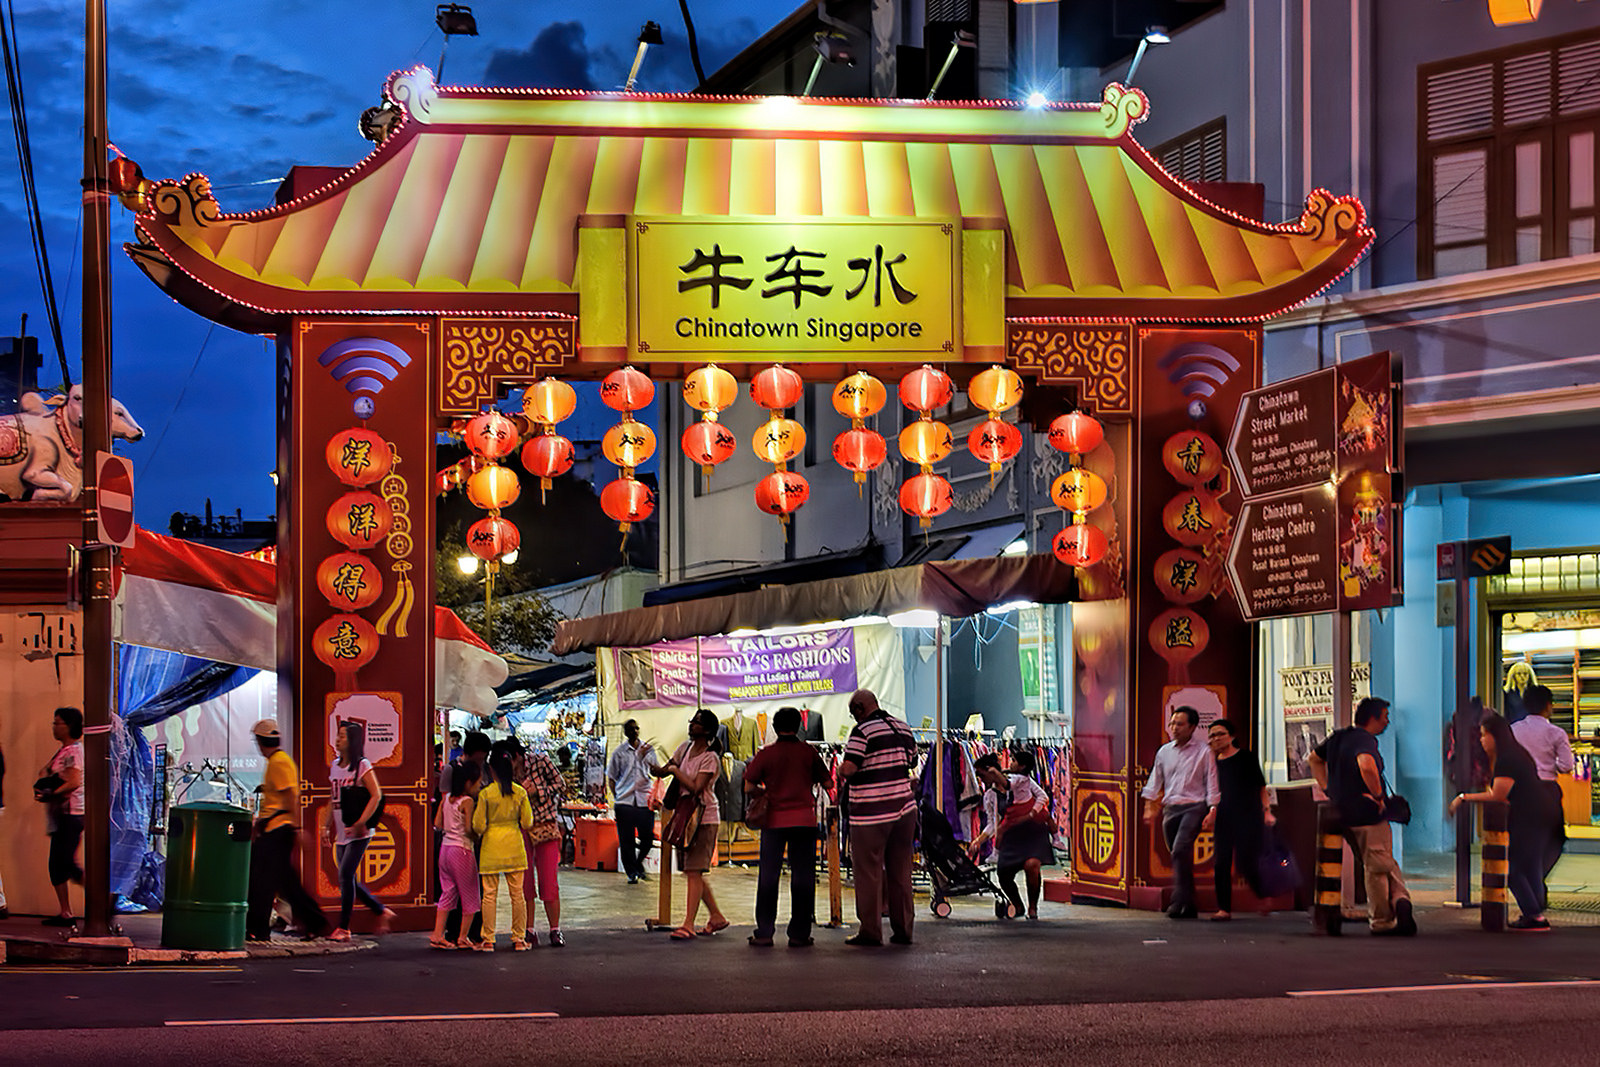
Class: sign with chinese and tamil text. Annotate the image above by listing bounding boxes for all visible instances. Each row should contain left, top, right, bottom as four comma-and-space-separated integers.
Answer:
628, 217, 960, 360
1224, 351, 1402, 620
614, 625, 859, 710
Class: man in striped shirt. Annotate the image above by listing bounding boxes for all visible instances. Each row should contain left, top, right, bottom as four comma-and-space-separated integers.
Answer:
837, 688, 918, 946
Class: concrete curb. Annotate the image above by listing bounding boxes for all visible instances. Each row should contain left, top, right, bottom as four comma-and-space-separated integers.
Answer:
1, 933, 376, 966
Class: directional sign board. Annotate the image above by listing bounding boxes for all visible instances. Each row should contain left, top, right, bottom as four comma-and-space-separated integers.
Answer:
1225, 352, 1402, 620
1437, 535, 1512, 581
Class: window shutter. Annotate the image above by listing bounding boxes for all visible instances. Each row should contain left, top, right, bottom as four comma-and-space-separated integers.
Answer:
1559, 37, 1600, 117
1426, 63, 1493, 140
1502, 51, 1552, 126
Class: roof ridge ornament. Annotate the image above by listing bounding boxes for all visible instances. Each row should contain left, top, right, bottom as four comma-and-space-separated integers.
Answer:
387, 65, 438, 122
1298, 189, 1369, 245
148, 174, 218, 229
1099, 82, 1149, 139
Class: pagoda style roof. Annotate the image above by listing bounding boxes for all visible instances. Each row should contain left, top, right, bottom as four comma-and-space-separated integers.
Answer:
129, 70, 1371, 332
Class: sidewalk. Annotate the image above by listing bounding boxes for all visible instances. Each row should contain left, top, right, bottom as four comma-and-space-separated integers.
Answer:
0, 911, 376, 965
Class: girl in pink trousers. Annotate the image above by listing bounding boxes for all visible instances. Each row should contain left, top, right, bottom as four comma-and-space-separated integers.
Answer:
430, 762, 482, 949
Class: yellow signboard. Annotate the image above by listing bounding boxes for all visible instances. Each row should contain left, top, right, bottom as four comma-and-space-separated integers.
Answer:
628, 216, 960, 361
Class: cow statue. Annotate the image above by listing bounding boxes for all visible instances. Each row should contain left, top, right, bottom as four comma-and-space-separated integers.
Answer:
0, 385, 146, 502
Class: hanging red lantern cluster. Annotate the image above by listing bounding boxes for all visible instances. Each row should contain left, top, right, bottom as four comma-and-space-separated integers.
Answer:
965, 366, 1024, 484
1046, 409, 1109, 568
600, 366, 656, 535
749, 364, 808, 529
897, 366, 954, 528
459, 409, 523, 547
681, 364, 738, 482
318, 425, 396, 678
1149, 427, 1229, 674
830, 371, 888, 493
520, 377, 577, 501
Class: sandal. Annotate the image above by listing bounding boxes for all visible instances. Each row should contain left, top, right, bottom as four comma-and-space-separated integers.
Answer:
428, 937, 455, 950
699, 916, 730, 936
455, 939, 476, 950
669, 926, 697, 940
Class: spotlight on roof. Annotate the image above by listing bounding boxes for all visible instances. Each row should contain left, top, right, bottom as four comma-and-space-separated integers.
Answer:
1025, 90, 1049, 109
1126, 26, 1169, 86
435, 4, 478, 37
624, 20, 665, 92
804, 33, 856, 97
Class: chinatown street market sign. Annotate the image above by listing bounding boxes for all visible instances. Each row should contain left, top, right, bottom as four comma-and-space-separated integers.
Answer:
629, 217, 960, 360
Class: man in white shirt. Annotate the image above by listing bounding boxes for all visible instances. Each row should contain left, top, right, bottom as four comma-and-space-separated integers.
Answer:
1510, 684, 1572, 888
607, 719, 660, 884
1141, 706, 1219, 919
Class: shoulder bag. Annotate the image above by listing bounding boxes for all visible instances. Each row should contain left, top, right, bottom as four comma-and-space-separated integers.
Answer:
663, 792, 702, 846
339, 780, 387, 829
744, 789, 770, 831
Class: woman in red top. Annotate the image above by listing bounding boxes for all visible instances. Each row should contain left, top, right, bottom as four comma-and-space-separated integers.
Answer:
743, 706, 833, 947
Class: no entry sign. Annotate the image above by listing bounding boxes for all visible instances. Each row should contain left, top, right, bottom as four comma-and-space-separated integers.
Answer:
95, 451, 135, 548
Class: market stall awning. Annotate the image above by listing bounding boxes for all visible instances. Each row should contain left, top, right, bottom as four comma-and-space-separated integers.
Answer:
551, 553, 1075, 654
129, 72, 1370, 330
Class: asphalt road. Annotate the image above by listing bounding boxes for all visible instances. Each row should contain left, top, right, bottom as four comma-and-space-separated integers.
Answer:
4, 903, 1599, 1064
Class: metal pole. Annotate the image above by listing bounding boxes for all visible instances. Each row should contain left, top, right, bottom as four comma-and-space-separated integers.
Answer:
79, 0, 114, 938
1453, 560, 1474, 906
1332, 611, 1353, 729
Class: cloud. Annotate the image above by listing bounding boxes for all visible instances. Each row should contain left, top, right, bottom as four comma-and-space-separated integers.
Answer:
483, 21, 624, 91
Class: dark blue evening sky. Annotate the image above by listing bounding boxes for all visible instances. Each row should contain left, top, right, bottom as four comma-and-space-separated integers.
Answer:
0, 0, 772, 527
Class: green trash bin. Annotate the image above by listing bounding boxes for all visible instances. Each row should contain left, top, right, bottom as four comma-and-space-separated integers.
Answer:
162, 800, 254, 950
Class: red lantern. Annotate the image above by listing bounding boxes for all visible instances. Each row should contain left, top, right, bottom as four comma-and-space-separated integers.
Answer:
315, 552, 384, 611
1048, 411, 1104, 457
832, 371, 887, 422
601, 478, 655, 531
312, 613, 380, 674
1148, 607, 1210, 667
899, 472, 953, 527
521, 433, 575, 496
466, 465, 521, 511
1052, 522, 1108, 568
832, 427, 887, 484
461, 411, 520, 461
967, 419, 1022, 477
751, 365, 804, 411
602, 420, 658, 470
684, 364, 737, 414
754, 471, 810, 519
899, 366, 954, 412
682, 420, 738, 478
325, 427, 392, 488
1161, 489, 1224, 547
1161, 430, 1224, 487
600, 366, 655, 413
1051, 468, 1109, 514
752, 417, 806, 465
467, 516, 521, 561
1153, 548, 1211, 604
523, 378, 576, 426
899, 420, 954, 468
326, 491, 393, 551
434, 469, 454, 496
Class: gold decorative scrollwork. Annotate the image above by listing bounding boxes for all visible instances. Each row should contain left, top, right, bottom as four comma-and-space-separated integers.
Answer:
1008, 324, 1133, 416
1099, 83, 1149, 139
439, 319, 575, 416
1299, 189, 1368, 244
386, 65, 438, 122
148, 174, 220, 229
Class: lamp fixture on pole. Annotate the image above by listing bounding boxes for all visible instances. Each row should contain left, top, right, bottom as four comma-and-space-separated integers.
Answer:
625, 21, 664, 92
435, 4, 479, 82
804, 32, 855, 97
1125, 26, 1168, 87
926, 29, 975, 101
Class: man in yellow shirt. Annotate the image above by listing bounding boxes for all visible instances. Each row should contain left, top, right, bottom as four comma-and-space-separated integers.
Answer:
247, 719, 331, 941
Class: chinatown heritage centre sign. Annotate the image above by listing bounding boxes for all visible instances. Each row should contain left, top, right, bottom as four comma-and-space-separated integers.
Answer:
1224, 351, 1402, 620
629, 216, 960, 360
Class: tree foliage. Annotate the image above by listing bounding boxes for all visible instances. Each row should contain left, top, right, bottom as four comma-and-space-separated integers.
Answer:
436, 528, 562, 653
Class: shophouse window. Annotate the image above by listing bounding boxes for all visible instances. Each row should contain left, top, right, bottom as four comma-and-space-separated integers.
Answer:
1154, 118, 1226, 184
1420, 29, 1600, 279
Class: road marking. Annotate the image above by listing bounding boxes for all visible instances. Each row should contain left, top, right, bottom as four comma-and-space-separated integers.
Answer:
166, 1011, 560, 1027
1288, 979, 1600, 997
2, 966, 243, 975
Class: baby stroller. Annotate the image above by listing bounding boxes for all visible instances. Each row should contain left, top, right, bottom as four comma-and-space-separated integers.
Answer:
919, 799, 1018, 919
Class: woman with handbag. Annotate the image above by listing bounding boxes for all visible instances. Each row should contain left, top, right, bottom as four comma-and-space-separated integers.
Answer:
1450, 713, 1565, 931
742, 706, 833, 947
323, 721, 394, 941
515, 740, 569, 947
35, 707, 85, 927
473, 749, 534, 950
652, 708, 729, 941
1204, 718, 1275, 921
968, 751, 1053, 921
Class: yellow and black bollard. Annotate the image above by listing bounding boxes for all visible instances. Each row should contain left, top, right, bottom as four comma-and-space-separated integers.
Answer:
1480, 800, 1509, 932
1312, 803, 1343, 936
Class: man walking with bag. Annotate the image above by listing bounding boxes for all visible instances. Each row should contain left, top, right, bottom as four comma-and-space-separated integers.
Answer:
1309, 696, 1416, 936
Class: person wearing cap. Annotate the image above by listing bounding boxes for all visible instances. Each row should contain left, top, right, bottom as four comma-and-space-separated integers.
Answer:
247, 719, 331, 941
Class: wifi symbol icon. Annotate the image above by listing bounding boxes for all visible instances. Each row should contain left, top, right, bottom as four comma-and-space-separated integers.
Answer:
1157, 343, 1242, 421
317, 338, 414, 419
